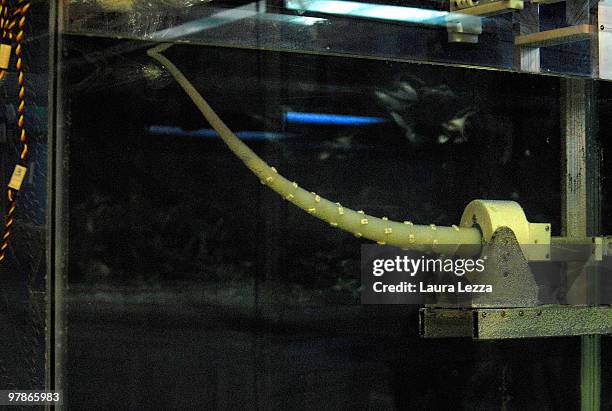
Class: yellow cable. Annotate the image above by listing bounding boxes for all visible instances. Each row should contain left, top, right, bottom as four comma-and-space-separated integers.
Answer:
0, 0, 29, 263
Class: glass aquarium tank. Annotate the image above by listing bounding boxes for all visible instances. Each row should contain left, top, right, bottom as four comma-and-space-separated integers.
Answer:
32, 0, 612, 409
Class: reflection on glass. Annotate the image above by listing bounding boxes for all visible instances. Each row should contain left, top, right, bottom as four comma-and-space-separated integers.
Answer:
285, 0, 448, 25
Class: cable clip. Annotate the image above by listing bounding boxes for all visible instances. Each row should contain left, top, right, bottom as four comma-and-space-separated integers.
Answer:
0, 40, 11, 70
8, 164, 26, 190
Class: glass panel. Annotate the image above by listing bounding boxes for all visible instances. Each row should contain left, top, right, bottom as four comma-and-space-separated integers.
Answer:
62, 0, 605, 79
56, 31, 612, 407
55, 2, 612, 410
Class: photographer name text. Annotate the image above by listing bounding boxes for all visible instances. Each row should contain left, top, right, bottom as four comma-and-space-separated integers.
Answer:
373, 281, 492, 293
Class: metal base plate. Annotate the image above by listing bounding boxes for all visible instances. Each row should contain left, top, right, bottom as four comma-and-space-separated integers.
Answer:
420, 305, 612, 339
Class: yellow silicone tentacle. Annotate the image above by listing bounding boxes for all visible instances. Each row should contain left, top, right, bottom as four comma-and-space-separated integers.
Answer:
147, 44, 483, 254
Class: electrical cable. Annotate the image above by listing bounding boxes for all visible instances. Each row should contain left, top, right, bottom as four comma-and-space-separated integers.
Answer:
0, 0, 31, 263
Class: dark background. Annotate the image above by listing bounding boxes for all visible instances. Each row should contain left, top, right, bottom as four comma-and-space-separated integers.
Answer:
59, 35, 611, 410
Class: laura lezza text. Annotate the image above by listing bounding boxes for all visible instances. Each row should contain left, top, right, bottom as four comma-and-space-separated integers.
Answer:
373, 281, 492, 293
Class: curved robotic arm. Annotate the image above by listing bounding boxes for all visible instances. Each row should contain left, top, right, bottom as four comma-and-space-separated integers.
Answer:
147, 43, 550, 257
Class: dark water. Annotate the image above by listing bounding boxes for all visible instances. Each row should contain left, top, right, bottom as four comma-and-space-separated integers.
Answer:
59, 35, 611, 409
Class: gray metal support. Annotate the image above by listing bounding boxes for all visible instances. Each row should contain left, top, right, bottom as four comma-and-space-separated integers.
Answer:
513, 2, 541, 72
561, 78, 601, 411
48, 0, 67, 408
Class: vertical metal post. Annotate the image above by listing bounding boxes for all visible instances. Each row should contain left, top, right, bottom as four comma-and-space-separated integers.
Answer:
561, 78, 601, 411
513, 2, 540, 73
46, 0, 58, 406
566, 2, 601, 410
47, 0, 68, 407
566, 0, 599, 76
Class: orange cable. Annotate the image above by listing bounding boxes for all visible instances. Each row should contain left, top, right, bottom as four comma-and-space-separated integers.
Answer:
0, 0, 29, 263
